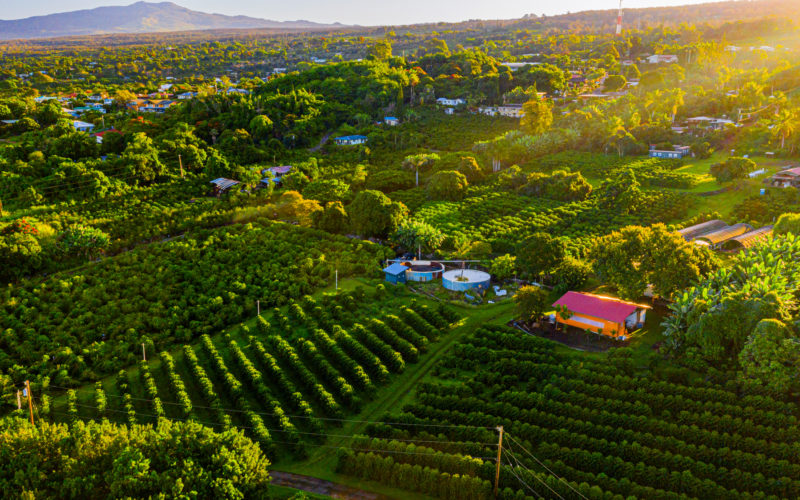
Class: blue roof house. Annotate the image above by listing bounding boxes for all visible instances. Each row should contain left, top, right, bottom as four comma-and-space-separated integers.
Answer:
334, 135, 368, 146
383, 263, 408, 285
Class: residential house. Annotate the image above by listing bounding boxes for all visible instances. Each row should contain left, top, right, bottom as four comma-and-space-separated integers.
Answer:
260, 166, 292, 186
645, 54, 679, 64
436, 97, 466, 107
92, 129, 122, 144
551, 291, 649, 339
384, 116, 400, 126
767, 167, 800, 188
177, 92, 198, 100
477, 104, 524, 118
686, 116, 735, 130
648, 145, 691, 159
334, 135, 368, 146
139, 100, 176, 114
500, 62, 542, 71
72, 121, 95, 132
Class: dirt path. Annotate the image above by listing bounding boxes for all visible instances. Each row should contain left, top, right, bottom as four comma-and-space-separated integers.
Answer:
310, 131, 334, 152
270, 471, 391, 500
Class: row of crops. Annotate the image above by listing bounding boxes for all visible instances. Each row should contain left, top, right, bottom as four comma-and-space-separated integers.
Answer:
46, 290, 459, 458
345, 326, 800, 500
0, 220, 393, 386
415, 190, 692, 254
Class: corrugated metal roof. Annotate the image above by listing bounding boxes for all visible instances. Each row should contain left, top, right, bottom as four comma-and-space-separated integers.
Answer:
724, 226, 773, 249
210, 178, 240, 191
678, 220, 728, 241
383, 263, 409, 276
696, 223, 752, 245
552, 291, 648, 324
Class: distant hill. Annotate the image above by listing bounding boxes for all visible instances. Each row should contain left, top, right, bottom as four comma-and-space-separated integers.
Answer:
0, 1, 344, 40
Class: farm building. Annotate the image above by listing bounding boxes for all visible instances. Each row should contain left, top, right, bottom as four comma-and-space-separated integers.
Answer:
720, 226, 773, 251
767, 167, 800, 188
383, 263, 409, 285
334, 135, 368, 146
551, 291, 649, 339
442, 269, 491, 292
209, 178, 240, 196
677, 219, 729, 241
694, 223, 753, 248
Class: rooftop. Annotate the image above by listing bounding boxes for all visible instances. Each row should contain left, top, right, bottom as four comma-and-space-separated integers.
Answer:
553, 291, 649, 324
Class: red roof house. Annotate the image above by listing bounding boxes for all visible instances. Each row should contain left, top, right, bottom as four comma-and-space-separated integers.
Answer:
552, 291, 649, 338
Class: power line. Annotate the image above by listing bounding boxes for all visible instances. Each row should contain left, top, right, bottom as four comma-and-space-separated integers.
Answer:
502, 449, 544, 499
43, 385, 496, 430
1, 170, 147, 203
505, 434, 588, 500
45, 409, 497, 460
504, 446, 564, 500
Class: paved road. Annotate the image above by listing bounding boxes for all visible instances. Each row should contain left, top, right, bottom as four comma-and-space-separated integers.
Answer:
270, 471, 392, 500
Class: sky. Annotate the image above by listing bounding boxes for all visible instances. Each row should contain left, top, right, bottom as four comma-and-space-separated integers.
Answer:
2, 0, 733, 25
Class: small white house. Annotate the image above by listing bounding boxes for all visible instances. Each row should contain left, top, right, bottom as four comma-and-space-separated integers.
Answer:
436, 97, 466, 107
645, 54, 679, 64
478, 105, 524, 119
384, 116, 399, 126
72, 120, 95, 132
334, 135, 368, 146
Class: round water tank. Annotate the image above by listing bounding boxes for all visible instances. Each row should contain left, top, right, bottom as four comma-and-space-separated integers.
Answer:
442, 269, 491, 292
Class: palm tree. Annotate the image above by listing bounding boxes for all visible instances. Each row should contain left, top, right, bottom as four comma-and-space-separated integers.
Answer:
774, 109, 798, 152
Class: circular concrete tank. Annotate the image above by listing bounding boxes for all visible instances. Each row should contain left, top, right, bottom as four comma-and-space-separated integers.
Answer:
442, 269, 491, 292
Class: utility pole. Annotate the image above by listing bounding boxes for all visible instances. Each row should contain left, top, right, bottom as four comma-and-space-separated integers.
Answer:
142, 343, 146, 361
335, 269, 338, 290
257, 299, 261, 316
493, 426, 504, 499
178, 154, 185, 179
16, 390, 21, 410
24, 380, 34, 426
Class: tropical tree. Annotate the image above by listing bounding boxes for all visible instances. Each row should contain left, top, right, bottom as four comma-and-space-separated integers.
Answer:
392, 220, 445, 257
773, 109, 798, 152
520, 95, 553, 136
427, 170, 468, 201
402, 153, 439, 187
516, 232, 566, 281
349, 190, 407, 238
514, 285, 550, 323
590, 224, 718, 300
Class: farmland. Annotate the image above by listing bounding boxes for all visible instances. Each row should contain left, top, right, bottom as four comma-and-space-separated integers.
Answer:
3, 0, 800, 498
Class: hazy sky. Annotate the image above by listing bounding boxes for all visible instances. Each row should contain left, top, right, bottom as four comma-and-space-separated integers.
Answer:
3, 0, 733, 25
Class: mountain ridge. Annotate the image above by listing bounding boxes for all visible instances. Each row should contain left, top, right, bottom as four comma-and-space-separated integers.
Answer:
0, 1, 344, 40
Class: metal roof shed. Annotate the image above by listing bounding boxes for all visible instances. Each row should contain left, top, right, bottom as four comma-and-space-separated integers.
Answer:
721, 226, 773, 250
695, 223, 753, 247
677, 220, 729, 241
383, 263, 408, 285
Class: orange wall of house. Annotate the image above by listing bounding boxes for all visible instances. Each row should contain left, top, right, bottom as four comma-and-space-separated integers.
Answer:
556, 313, 624, 337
